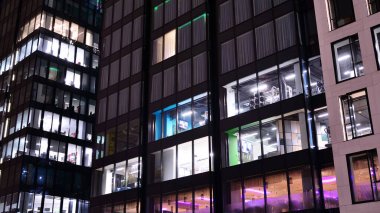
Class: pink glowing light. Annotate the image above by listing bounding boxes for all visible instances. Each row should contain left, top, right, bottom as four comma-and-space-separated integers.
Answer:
245, 188, 269, 195
322, 176, 336, 184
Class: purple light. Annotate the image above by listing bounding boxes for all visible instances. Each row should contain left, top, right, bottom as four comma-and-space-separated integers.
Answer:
322, 176, 336, 184
245, 188, 269, 195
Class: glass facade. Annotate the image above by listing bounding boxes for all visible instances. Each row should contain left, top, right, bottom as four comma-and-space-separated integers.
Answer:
0, 0, 100, 211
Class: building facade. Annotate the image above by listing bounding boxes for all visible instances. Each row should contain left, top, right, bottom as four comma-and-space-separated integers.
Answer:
91, 0, 340, 212
0, 0, 101, 212
313, 0, 380, 212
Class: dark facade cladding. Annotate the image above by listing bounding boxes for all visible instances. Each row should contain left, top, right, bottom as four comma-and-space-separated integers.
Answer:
92, 0, 338, 212
0, 0, 101, 212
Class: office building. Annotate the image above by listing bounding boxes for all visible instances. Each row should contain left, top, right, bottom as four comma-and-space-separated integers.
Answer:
0, 0, 101, 212
313, 0, 380, 212
91, 0, 339, 212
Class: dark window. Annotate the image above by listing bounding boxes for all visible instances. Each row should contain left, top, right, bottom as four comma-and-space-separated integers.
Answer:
368, 0, 380, 15
348, 150, 380, 203
332, 35, 363, 82
327, 0, 355, 30
341, 90, 373, 140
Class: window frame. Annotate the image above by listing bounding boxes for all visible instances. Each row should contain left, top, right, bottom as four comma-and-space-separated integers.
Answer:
332, 34, 364, 83
340, 88, 374, 141
346, 149, 380, 204
371, 24, 380, 71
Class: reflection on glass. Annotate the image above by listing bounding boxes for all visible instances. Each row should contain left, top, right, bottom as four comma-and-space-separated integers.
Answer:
178, 191, 193, 213
321, 166, 339, 209
333, 35, 363, 82
266, 173, 289, 213
289, 168, 314, 211
164, 105, 177, 138
194, 188, 211, 213
225, 181, 243, 212
178, 142, 192, 178
258, 67, 280, 107
348, 151, 380, 203
178, 99, 192, 133
240, 122, 261, 163
284, 110, 308, 153
279, 60, 303, 100
244, 176, 265, 213
314, 107, 331, 149
341, 90, 372, 140
261, 116, 283, 158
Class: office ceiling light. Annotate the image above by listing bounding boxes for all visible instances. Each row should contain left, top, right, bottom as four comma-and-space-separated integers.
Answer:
285, 74, 296, 80
338, 54, 351, 61
250, 84, 268, 93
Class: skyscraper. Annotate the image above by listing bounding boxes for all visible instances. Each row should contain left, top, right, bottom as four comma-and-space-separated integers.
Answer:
0, 0, 101, 212
91, 0, 338, 212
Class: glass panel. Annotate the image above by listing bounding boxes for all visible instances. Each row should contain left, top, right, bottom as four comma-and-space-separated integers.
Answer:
289, 168, 314, 210
178, 99, 192, 133
241, 122, 261, 163
163, 105, 177, 138
162, 147, 176, 181
193, 93, 208, 128
225, 181, 243, 212
314, 107, 331, 150
223, 81, 238, 117
164, 30, 176, 60
114, 161, 127, 192
279, 60, 302, 100
226, 128, 241, 166
178, 142, 192, 178
284, 110, 308, 153
178, 191, 193, 213
266, 173, 289, 213
244, 176, 265, 213
162, 194, 176, 213
258, 67, 280, 107
194, 137, 210, 174
194, 188, 211, 213
238, 74, 258, 114
342, 90, 372, 140
321, 166, 339, 209
261, 116, 283, 158
126, 157, 140, 189
333, 35, 364, 82
349, 153, 372, 202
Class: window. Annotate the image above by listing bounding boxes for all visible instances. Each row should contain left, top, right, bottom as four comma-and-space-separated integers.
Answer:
368, 0, 380, 15
236, 31, 254, 67
219, 0, 233, 32
221, 39, 236, 73
348, 150, 380, 203
152, 30, 176, 64
253, 0, 272, 15
314, 107, 331, 150
372, 25, 380, 68
255, 22, 275, 59
321, 166, 339, 208
234, 0, 251, 24
327, 0, 355, 30
333, 35, 363, 82
341, 90, 372, 140
275, 12, 296, 51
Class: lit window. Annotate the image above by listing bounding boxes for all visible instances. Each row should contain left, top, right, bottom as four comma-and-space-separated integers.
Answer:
332, 35, 364, 82
314, 107, 331, 150
327, 0, 355, 30
321, 166, 339, 208
152, 29, 176, 64
341, 90, 373, 140
164, 29, 176, 59
372, 25, 380, 69
348, 150, 380, 203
